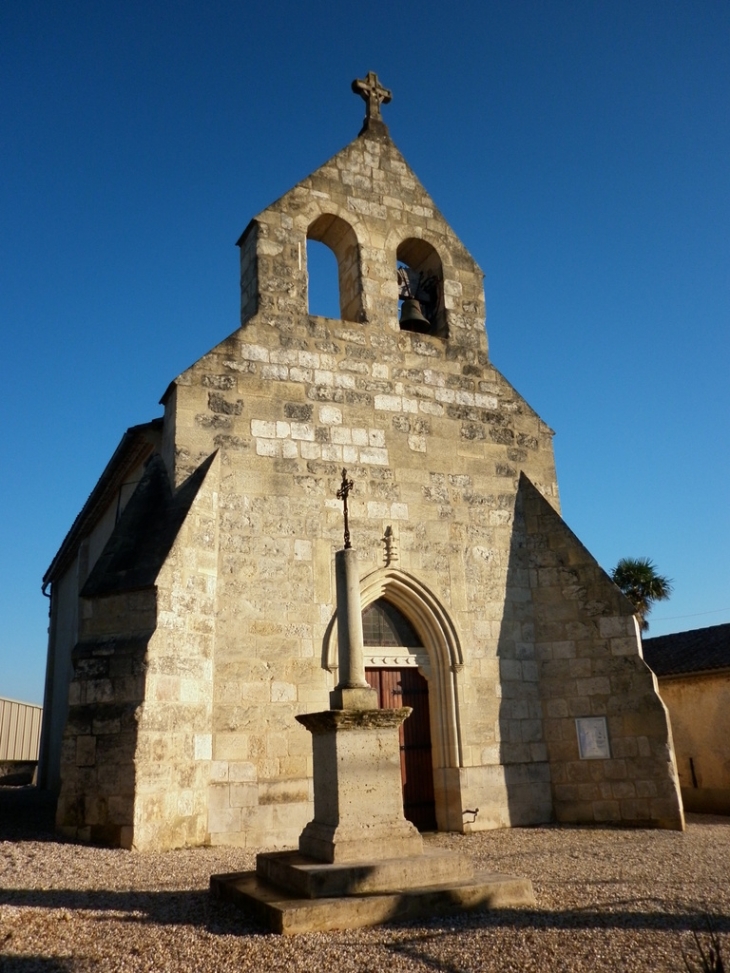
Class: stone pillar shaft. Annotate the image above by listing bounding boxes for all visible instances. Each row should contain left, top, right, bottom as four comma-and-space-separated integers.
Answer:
336, 548, 368, 689
330, 548, 377, 710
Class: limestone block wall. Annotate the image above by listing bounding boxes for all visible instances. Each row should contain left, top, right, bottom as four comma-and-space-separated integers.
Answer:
56, 590, 155, 847
159, 302, 560, 847
657, 672, 730, 814
469, 486, 553, 829
520, 476, 684, 829
55, 455, 220, 849
131, 454, 220, 851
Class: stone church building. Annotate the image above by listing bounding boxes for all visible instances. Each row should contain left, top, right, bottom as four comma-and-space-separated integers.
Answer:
39, 75, 683, 850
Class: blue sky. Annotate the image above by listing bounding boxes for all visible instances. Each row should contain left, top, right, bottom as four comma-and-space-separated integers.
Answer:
1, 1, 728, 704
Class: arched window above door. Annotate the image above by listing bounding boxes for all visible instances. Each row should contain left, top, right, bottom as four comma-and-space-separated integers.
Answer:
362, 599, 422, 647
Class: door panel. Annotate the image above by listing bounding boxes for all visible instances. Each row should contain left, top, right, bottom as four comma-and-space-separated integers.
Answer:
365, 667, 437, 831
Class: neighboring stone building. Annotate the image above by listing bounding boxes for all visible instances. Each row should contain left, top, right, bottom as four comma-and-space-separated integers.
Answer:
644, 623, 730, 815
40, 75, 684, 850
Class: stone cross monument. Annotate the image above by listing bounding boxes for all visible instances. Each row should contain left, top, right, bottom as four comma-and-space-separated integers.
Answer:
298, 470, 422, 859
329, 470, 378, 711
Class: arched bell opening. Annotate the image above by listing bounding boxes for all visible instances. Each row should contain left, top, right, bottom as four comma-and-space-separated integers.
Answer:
305, 239, 340, 319
396, 238, 448, 338
307, 214, 364, 322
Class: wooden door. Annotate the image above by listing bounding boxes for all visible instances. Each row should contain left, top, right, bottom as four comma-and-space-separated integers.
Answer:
365, 667, 437, 831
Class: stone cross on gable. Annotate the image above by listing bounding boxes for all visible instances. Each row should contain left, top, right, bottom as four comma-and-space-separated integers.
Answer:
351, 72, 392, 135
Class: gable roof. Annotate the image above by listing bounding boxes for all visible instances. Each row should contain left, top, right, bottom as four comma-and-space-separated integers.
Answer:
253, 131, 481, 271
43, 419, 163, 588
81, 453, 215, 597
642, 623, 730, 677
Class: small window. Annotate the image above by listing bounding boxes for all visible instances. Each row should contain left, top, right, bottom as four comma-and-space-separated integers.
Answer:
115, 479, 141, 523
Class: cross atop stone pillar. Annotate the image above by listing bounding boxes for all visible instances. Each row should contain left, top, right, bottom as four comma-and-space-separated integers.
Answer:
330, 471, 378, 710
351, 71, 392, 137
336, 468, 353, 550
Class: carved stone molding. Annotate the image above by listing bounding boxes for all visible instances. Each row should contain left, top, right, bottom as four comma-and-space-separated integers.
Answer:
296, 708, 412, 734
364, 650, 428, 669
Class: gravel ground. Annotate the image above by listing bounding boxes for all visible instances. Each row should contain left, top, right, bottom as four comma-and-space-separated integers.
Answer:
1, 788, 728, 972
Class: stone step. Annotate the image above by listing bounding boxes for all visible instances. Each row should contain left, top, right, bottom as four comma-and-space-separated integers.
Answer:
256, 848, 474, 898
210, 868, 536, 935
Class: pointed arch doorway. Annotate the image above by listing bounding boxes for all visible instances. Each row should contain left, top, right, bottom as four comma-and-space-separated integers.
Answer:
362, 599, 437, 831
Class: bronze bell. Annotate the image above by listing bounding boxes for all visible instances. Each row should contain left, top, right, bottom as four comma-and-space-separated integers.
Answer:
399, 298, 431, 334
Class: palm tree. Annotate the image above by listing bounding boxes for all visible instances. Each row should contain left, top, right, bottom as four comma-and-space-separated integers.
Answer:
611, 557, 673, 632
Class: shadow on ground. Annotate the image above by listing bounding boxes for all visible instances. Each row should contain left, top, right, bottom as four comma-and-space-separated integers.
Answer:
2, 789, 729, 947
2, 884, 729, 940
0, 958, 73, 973
0, 786, 58, 842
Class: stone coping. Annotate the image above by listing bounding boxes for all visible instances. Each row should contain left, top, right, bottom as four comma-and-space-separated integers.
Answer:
296, 708, 412, 733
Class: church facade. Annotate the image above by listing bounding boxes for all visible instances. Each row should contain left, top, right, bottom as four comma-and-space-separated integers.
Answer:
40, 76, 684, 850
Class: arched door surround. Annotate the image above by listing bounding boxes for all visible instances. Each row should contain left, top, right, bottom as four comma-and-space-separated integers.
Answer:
323, 567, 464, 829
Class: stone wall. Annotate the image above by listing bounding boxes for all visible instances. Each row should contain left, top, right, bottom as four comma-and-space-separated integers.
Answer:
240, 134, 488, 343
520, 476, 684, 828
56, 591, 155, 847
56, 455, 221, 850
40, 434, 160, 794
166, 318, 561, 844
657, 672, 730, 814
156, 129, 561, 845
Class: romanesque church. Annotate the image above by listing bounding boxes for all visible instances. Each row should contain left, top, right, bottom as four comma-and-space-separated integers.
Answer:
39, 75, 683, 849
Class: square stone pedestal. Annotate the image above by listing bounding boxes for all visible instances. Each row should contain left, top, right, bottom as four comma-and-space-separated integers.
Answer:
296, 708, 424, 862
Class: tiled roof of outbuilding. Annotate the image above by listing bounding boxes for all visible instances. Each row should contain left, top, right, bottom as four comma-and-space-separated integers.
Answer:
642, 623, 730, 677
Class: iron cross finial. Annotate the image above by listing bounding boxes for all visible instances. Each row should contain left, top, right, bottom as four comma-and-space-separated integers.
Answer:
351, 72, 392, 134
336, 468, 354, 550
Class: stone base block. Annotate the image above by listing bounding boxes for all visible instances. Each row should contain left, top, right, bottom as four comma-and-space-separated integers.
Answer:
210, 867, 536, 935
329, 686, 378, 710
298, 818, 423, 863
256, 849, 473, 898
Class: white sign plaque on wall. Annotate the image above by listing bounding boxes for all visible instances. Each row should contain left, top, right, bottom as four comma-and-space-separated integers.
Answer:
575, 716, 611, 760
